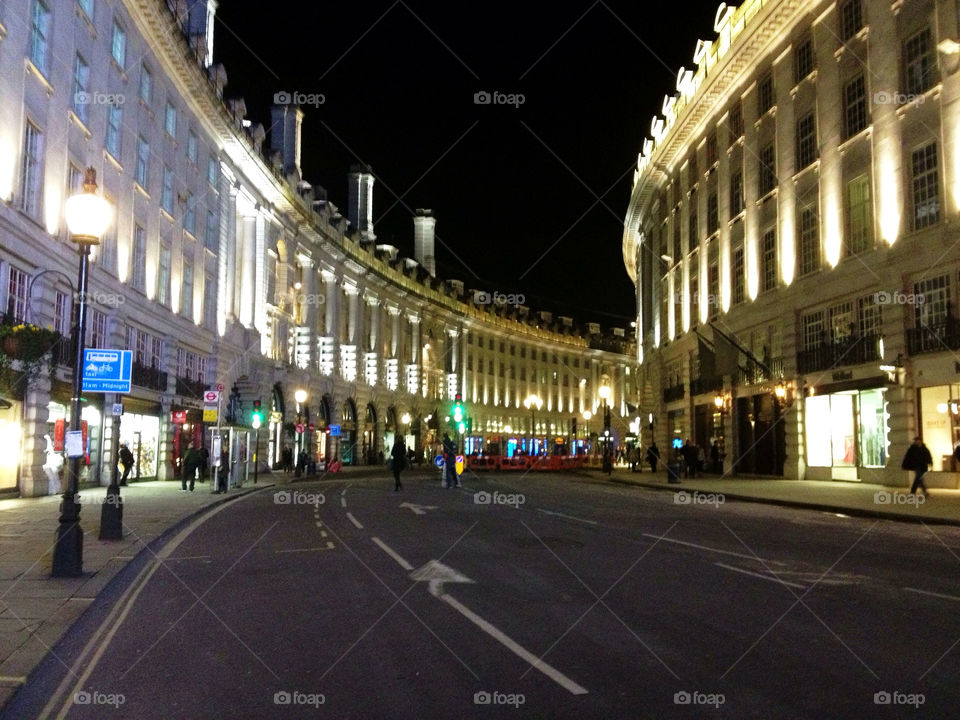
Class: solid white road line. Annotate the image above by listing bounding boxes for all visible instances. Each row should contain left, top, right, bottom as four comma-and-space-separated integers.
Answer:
903, 587, 960, 602
440, 592, 588, 695
641, 533, 785, 564
714, 562, 806, 589
536, 509, 598, 525
275, 545, 335, 553
371, 537, 414, 571
346, 512, 363, 529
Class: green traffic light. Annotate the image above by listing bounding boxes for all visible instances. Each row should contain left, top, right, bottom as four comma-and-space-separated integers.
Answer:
457, 421, 466, 434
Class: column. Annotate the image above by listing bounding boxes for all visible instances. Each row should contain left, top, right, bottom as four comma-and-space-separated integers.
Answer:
239, 212, 256, 328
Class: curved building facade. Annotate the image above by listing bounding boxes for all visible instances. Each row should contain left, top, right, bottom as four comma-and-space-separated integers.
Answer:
624, 0, 960, 483
0, 0, 634, 496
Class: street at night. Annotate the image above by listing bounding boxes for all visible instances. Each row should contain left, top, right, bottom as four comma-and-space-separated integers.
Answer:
6, 470, 960, 719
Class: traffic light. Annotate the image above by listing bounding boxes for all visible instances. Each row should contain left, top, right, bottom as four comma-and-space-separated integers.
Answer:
251, 400, 263, 428
453, 392, 463, 423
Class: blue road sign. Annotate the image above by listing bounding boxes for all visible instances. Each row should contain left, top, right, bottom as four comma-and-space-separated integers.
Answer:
434, 455, 445, 468
328, 424, 341, 437
81, 349, 132, 393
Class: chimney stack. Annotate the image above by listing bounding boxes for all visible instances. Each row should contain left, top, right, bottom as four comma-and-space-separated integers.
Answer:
347, 164, 375, 241
270, 102, 304, 181
186, 0, 217, 68
413, 209, 436, 278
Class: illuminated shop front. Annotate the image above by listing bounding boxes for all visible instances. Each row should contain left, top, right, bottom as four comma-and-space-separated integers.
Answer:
918, 384, 960, 471
0, 399, 22, 492
117, 411, 161, 481
47, 400, 104, 486
804, 386, 888, 480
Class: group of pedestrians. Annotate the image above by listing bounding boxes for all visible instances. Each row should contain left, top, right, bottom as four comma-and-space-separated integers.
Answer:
388, 431, 463, 491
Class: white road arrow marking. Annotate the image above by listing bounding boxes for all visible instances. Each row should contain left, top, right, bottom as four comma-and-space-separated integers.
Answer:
400, 502, 439, 515
410, 560, 588, 696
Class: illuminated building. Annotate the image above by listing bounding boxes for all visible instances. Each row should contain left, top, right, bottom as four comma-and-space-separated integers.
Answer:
0, 0, 632, 495
624, 0, 960, 483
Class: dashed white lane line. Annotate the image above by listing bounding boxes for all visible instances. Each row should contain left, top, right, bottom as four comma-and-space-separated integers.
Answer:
316, 521, 323, 527
371, 537, 414, 571
714, 562, 806, 589
536, 508, 598, 525
346, 512, 363, 529
340, 496, 347, 507
641, 533, 786, 565
903, 587, 960, 602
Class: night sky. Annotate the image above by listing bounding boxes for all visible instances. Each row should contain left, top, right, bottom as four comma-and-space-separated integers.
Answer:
214, 0, 720, 327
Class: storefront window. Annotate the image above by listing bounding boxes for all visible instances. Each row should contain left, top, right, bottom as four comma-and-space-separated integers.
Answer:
859, 389, 888, 468
805, 389, 887, 469
0, 400, 22, 490
920, 384, 960, 470
119, 413, 160, 479
806, 395, 832, 467
831, 393, 856, 467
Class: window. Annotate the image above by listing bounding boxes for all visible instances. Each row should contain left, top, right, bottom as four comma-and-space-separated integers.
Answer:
802, 311, 825, 350
105, 104, 122, 159
68, 164, 84, 196
729, 101, 743, 141
706, 133, 718, 166
759, 143, 776, 195
73, 54, 90, 124
829, 301, 854, 342
687, 152, 698, 186
672, 221, 681, 264
798, 206, 820, 275
151, 336, 163, 368
796, 112, 817, 169
846, 175, 873, 253
914, 274, 950, 328
904, 28, 936, 96
136, 136, 150, 187
78, 0, 94, 19
19, 122, 44, 217
733, 247, 745, 305
162, 167, 174, 214
132, 225, 146, 291
843, 75, 868, 139
758, 73, 774, 114
6, 266, 29, 322
139, 65, 153, 103
90, 310, 106, 349
707, 193, 719, 235
111, 21, 126, 68
688, 192, 698, 248
181, 261, 193, 318
794, 37, 814, 84
55, 291, 71, 340
708, 257, 719, 319
689, 257, 699, 329
761, 229, 777, 292
858, 294, 882, 339
205, 210, 219, 251
911, 142, 939, 230
99, 193, 116, 273
840, 0, 863, 41
184, 193, 196, 234
29, 1, 51, 75
187, 131, 197, 163
207, 156, 219, 187
164, 102, 177, 137
157, 245, 171, 306
730, 171, 744, 215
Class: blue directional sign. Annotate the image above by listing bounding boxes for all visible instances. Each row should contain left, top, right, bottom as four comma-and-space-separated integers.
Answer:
434, 454, 445, 468
328, 424, 341, 437
81, 349, 132, 393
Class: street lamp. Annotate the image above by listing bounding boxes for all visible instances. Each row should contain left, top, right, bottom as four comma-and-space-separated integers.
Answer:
524, 394, 542, 454
251, 411, 261, 484
598, 384, 612, 474
53, 168, 111, 577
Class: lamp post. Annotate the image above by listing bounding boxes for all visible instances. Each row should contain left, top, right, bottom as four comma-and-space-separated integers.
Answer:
251, 412, 261, 484
295, 388, 307, 472
524, 394, 542, 455
581, 410, 592, 454
53, 168, 111, 577
598, 384, 612, 474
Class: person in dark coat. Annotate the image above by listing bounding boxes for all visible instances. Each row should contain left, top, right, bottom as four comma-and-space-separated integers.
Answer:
216, 449, 229, 493
710, 441, 721, 474
442, 433, 458, 488
901, 435, 933, 496
181, 443, 198, 491
118, 443, 135, 485
681, 439, 699, 478
391, 436, 407, 491
647, 443, 660, 473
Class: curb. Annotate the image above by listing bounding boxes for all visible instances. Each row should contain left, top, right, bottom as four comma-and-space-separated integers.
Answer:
594, 474, 960, 527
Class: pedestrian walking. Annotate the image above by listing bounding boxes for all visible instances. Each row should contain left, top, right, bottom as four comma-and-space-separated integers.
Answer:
391, 436, 407, 491
215, 449, 229, 493
118, 443, 135, 486
647, 443, 660, 473
901, 435, 933, 496
442, 432, 458, 488
710, 441, 721, 474
629, 446, 639, 472
681, 439, 698, 478
282, 445, 293, 474
181, 443, 198, 492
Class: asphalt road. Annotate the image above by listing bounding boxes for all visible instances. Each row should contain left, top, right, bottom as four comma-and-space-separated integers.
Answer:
7, 469, 960, 719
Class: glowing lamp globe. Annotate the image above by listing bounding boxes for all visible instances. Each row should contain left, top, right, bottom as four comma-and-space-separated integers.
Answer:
65, 169, 111, 245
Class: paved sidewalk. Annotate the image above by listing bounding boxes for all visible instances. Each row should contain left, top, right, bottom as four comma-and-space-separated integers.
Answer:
588, 467, 960, 525
0, 478, 277, 710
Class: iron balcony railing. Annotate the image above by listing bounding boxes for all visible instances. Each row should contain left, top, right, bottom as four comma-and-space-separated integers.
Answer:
663, 383, 686, 402
737, 356, 784, 385
133, 361, 168, 391
690, 375, 724, 395
176, 375, 207, 398
906, 319, 960, 356
796, 334, 882, 374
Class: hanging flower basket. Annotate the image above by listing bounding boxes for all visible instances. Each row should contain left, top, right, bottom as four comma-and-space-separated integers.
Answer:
2, 336, 21, 358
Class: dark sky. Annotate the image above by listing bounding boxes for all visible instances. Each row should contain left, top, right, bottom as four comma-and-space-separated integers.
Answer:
214, 0, 720, 327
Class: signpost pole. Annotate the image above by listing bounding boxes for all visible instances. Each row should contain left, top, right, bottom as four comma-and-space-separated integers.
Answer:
99, 394, 123, 539
214, 391, 223, 493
